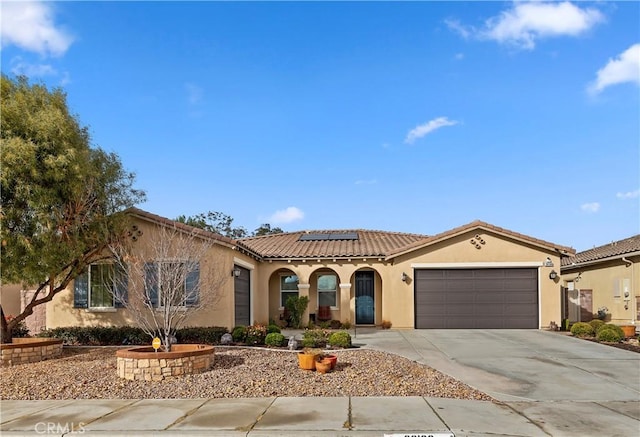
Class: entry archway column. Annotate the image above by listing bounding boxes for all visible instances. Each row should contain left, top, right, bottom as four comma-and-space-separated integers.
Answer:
297, 283, 311, 326
339, 283, 351, 324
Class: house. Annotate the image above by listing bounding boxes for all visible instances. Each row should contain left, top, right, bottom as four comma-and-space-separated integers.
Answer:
19, 208, 578, 331
560, 234, 640, 326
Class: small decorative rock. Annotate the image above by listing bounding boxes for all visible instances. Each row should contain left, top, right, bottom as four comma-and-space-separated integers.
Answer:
287, 336, 298, 350
221, 333, 233, 345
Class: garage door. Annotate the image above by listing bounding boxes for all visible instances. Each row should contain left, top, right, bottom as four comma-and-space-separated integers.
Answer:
415, 268, 538, 329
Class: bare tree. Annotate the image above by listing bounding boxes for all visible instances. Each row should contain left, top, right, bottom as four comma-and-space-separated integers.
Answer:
110, 224, 228, 351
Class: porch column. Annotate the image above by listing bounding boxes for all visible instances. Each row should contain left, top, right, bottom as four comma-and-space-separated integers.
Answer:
339, 283, 351, 324
298, 283, 311, 326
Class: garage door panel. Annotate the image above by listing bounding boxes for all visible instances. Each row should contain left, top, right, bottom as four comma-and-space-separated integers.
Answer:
415, 268, 538, 329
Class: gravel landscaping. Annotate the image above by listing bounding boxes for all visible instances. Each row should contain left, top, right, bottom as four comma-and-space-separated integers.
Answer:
1, 346, 492, 401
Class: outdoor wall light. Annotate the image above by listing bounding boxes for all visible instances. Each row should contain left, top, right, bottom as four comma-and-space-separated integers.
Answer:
543, 257, 554, 267
232, 267, 241, 278
401, 272, 408, 282
549, 270, 558, 280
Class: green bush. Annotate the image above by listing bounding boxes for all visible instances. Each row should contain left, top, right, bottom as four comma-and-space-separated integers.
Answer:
570, 322, 594, 337
589, 319, 605, 331
328, 330, 352, 348
175, 327, 228, 344
596, 328, 622, 342
265, 332, 285, 347
598, 324, 624, 338
245, 324, 267, 345
38, 326, 150, 345
267, 324, 281, 334
231, 325, 247, 343
285, 295, 309, 329
302, 329, 330, 348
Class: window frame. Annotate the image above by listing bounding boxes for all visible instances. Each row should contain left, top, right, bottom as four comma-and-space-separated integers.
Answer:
150, 259, 200, 308
317, 272, 338, 309
280, 274, 299, 309
87, 263, 116, 310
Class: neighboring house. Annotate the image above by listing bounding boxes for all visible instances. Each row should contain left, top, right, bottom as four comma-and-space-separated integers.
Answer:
560, 235, 640, 326
12, 208, 577, 331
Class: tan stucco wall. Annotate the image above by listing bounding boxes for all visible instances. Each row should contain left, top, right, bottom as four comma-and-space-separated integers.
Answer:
46, 218, 257, 330
0, 284, 22, 316
562, 255, 639, 325
386, 230, 563, 328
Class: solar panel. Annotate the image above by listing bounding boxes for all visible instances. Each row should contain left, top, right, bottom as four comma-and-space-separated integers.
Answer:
299, 232, 358, 241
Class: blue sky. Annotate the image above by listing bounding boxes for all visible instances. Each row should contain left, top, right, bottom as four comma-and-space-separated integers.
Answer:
1, 1, 638, 251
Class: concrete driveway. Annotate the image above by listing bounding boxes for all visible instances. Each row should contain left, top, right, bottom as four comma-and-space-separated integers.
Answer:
356, 329, 640, 402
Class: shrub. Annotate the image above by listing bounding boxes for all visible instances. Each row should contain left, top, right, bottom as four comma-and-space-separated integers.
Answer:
285, 295, 309, 329
38, 326, 150, 345
245, 324, 267, 345
267, 324, 281, 334
328, 330, 352, 348
596, 328, 622, 343
265, 332, 285, 347
589, 319, 605, 331
318, 320, 331, 329
5, 315, 29, 338
570, 322, 594, 338
330, 319, 342, 329
598, 324, 624, 338
231, 325, 247, 343
381, 320, 392, 329
341, 321, 352, 330
175, 327, 228, 344
302, 329, 330, 348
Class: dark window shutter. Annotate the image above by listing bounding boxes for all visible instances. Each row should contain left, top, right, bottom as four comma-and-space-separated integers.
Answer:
185, 263, 200, 306
74, 269, 89, 308
144, 262, 158, 307
114, 264, 128, 308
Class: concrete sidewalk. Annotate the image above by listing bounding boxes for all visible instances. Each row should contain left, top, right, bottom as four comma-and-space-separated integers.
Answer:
2, 396, 639, 436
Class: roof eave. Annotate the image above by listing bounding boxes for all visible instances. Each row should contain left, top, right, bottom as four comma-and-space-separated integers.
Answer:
561, 250, 640, 271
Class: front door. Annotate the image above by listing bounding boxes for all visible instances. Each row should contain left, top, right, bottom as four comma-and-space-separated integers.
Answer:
355, 271, 374, 325
234, 266, 250, 326
579, 289, 593, 322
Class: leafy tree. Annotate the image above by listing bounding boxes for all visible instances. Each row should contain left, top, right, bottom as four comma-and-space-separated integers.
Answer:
253, 223, 284, 236
175, 211, 248, 238
0, 75, 145, 342
176, 212, 284, 238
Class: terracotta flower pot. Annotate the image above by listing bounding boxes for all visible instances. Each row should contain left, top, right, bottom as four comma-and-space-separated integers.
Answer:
621, 325, 636, 338
324, 354, 337, 369
297, 352, 317, 370
315, 359, 332, 374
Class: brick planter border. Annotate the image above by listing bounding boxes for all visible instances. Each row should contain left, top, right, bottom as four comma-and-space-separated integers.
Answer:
116, 344, 214, 381
1, 338, 63, 366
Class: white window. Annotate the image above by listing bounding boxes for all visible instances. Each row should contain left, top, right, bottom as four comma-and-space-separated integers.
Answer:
280, 274, 299, 308
317, 273, 337, 308
89, 264, 116, 308
145, 261, 200, 307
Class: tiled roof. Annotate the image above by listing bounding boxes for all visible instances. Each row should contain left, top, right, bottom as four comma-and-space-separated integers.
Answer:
126, 207, 237, 247
238, 229, 429, 259
561, 234, 640, 268
387, 220, 575, 259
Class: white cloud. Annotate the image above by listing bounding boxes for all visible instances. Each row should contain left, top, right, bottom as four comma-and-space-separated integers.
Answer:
10, 56, 57, 77
185, 82, 204, 105
269, 207, 304, 224
588, 43, 640, 94
1, 1, 74, 57
448, 2, 604, 50
580, 202, 600, 213
445, 19, 471, 39
454, 53, 464, 60
616, 189, 640, 200
405, 117, 458, 144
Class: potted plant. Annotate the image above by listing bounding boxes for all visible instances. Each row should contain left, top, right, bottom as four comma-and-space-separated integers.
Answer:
297, 347, 321, 370
315, 357, 332, 374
